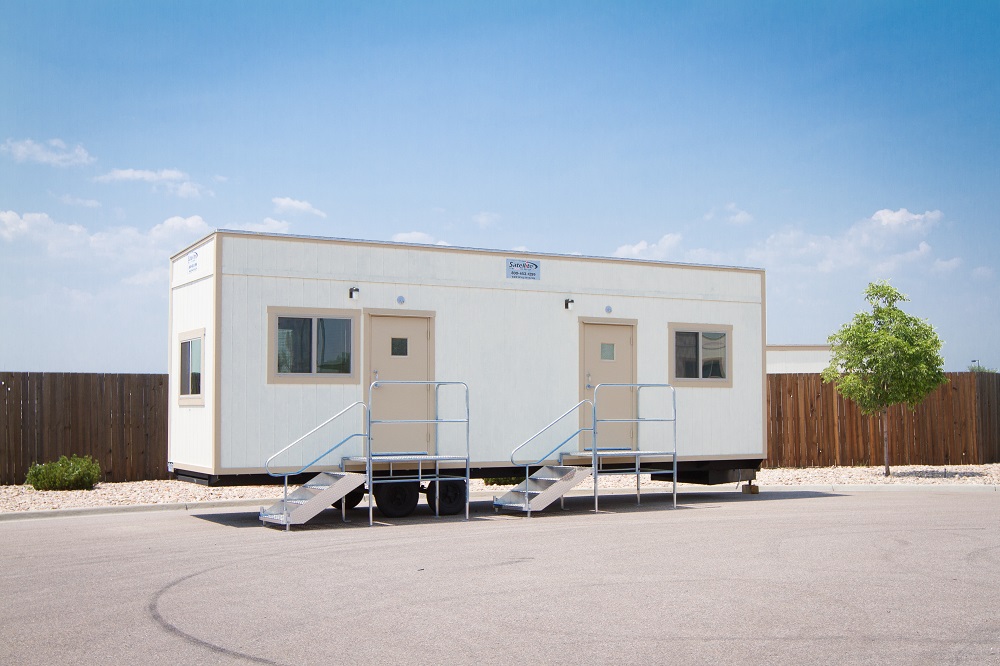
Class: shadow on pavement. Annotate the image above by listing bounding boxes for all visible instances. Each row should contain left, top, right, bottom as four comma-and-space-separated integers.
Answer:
190, 487, 840, 530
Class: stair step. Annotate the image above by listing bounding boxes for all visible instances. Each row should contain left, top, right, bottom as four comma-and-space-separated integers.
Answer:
492, 465, 589, 514
259, 470, 367, 527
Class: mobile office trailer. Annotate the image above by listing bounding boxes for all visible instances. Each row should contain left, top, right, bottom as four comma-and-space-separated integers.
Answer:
168, 231, 766, 505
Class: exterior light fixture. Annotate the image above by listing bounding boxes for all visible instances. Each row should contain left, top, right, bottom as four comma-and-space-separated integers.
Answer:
564, 298, 574, 310
349, 287, 360, 299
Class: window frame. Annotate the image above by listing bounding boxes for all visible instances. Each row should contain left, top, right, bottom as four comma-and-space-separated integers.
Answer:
178, 328, 206, 406
668, 322, 733, 388
267, 307, 360, 385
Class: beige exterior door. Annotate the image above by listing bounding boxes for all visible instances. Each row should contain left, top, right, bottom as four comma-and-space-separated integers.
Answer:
580, 321, 636, 450
367, 314, 433, 454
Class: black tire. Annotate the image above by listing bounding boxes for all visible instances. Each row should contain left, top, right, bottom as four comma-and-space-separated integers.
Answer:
332, 486, 365, 510
373, 481, 420, 518
425, 479, 466, 515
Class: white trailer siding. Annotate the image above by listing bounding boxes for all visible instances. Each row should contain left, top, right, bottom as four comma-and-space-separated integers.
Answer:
168, 231, 766, 476
167, 237, 217, 472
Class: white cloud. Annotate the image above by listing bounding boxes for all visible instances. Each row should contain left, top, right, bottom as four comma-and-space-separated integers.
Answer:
1, 210, 33, 241
1, 209, 210, 264
95, 168, 188, 183
704, 203, 753, 225
238, 217, 291, 234
682, 248, 728, 265
931, 257, 962, 274
272, 197, 327, 218
873, 241, 932, 273
510, 245, 530, 252
473, 212, 500, 229
58, 194, 101, 208
123, 267, 169, 286
973, 266, 994, 280
95, 168, 211, 199
746, 208, 949, 278
173, 181, 210, 199
870, 208, 941, 233
613, 233, 682, 260
148, 215, 212, 243
391, 231, 450, 246
1, 138, 95, 167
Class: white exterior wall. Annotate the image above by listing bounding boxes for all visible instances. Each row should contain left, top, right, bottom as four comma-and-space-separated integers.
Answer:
766, 345, 831, 374
171, 231, 766, 474
167, 237, 217, 472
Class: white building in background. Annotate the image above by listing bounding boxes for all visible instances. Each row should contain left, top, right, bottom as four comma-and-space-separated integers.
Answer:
766, 344, 832, 374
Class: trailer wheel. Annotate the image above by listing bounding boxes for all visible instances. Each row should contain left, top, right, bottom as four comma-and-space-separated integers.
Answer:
425, 480, 466, 515
332, 486, 365, 510
373, 482, 420, 518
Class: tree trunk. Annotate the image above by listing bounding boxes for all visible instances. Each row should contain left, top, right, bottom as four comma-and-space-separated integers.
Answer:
882, 408, 890, 477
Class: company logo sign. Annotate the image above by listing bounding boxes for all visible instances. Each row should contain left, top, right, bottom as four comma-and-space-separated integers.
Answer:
506, 258, 540, 280
187, 251, 199, 273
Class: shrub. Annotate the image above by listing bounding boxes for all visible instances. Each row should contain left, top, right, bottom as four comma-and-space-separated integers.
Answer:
25, 455, 102, 491
483, 476, 523, 486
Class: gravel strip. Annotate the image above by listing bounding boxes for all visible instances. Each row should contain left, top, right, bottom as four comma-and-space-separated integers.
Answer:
2, 464, 999, 514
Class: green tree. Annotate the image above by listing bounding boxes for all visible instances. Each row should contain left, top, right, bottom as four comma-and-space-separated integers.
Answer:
968, 362, 996, 373
821, 281, 947, 476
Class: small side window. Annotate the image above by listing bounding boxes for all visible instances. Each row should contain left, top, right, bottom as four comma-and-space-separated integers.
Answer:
178, 330, 205, 406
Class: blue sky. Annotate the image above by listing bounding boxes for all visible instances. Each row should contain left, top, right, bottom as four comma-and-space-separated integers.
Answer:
2, 1, 998, 372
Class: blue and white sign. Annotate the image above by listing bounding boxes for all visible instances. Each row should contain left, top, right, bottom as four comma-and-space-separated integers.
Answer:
186, 251, 199, 273
506, 258, 540, 280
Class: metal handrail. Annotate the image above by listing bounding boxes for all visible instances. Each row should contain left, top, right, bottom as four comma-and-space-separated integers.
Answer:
264, 400, 369, 476
263, 400, 368, 529
508, 399, 594, 516
510, 399, 594, 467
591, 383, 677, 511
365, 380, 471, 525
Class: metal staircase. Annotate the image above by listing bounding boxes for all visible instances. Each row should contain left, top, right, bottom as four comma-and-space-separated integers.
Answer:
497, 384, 679, 516
260, 471, 366, 527
259, 401, 369, 530
493, 400, 595, 516
493, 465, 590, 515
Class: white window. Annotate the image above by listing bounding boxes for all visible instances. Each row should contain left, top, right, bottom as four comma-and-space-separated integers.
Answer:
669, 324, 733, 388
178, 329, 205, 406
268, 308, 359, 385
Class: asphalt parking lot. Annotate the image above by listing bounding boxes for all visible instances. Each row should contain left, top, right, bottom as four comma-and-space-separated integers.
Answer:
2, 487, 999, 665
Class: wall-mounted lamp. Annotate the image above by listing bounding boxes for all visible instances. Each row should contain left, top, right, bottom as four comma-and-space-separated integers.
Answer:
348, 287, 360, 299
564, 298, 574, 310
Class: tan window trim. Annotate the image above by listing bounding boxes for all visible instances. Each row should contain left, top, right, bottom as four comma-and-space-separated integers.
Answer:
178, 328, 206, 407
267, 306, 361, 385
668, 322, 734, 389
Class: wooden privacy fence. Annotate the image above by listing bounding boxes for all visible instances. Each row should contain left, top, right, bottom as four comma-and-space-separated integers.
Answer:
766, 372, 1000, 468
2, 371, 998, 484
0, 373, 168, 485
